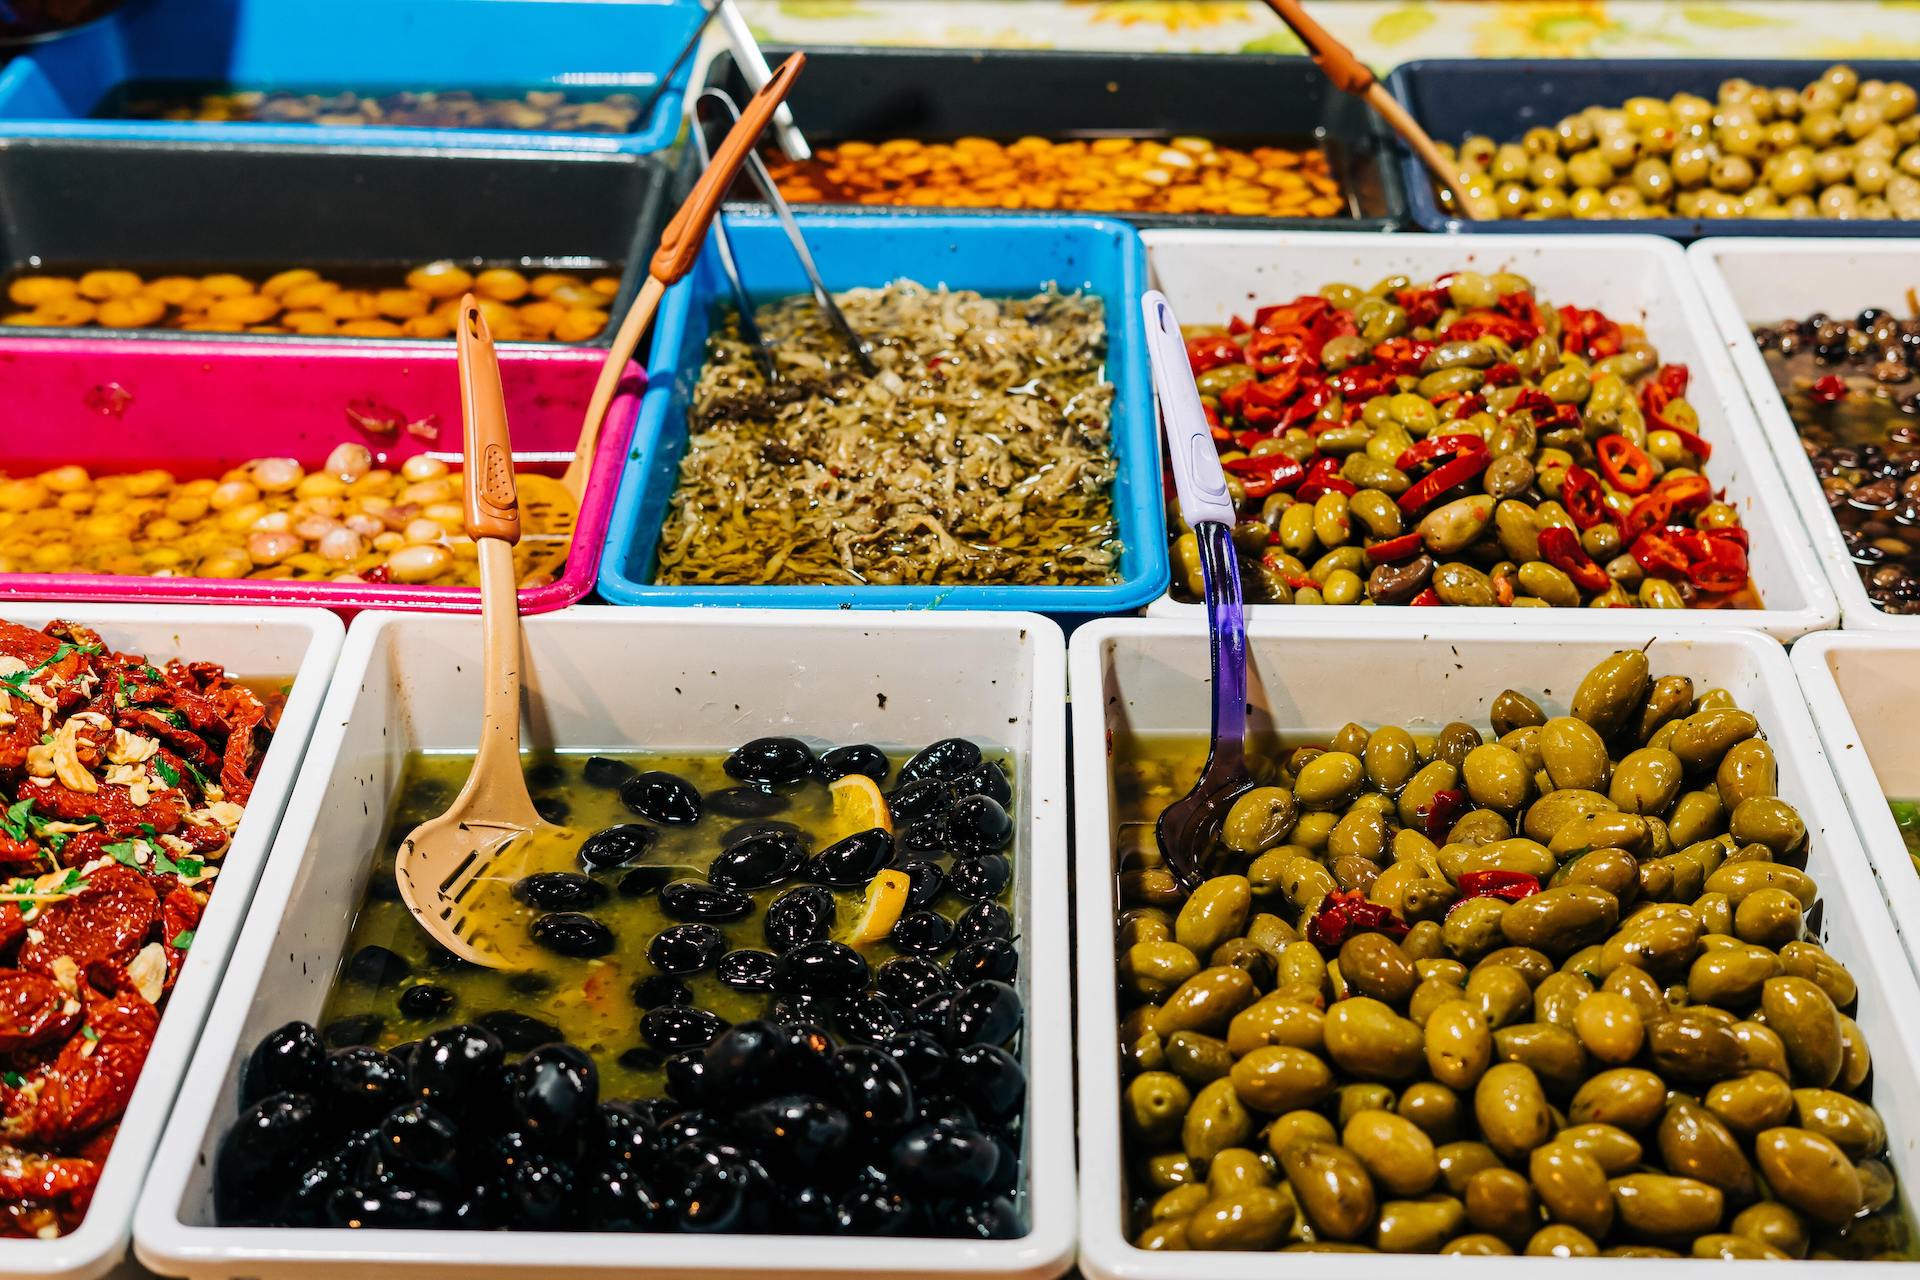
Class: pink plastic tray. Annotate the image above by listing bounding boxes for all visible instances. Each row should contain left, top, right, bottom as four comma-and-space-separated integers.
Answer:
0, 337, 643, 614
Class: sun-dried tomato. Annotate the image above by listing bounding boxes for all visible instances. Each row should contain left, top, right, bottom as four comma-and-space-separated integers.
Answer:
1452, 870, 1543, 908
1811, 375, 1849, 404
1296, 456, 1355, 502
17, 865, 159, 979
1185, 334, 1246, 375
1538, 526, 1612, 593
1420, 788, 1469, 839
1306, 889, 1410, 952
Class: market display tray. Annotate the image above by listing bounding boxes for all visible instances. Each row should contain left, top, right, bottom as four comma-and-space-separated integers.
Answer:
1386, 58, 1920, 240
0, 0, 704, 154
700, 47, 1405, 233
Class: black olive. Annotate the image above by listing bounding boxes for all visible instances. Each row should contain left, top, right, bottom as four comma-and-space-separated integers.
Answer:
708, 831, 804, 890
835, 993, 903, 1044
888, 1121, 999, 1198
656, 1107, 725, 1151
586, 1162, 662, 1231
946, 1195, 1023, 1239
423, 941, 478, 974
345, 944, 412, 988
283, 1126, 376, 1227
527, 759, 565, 789
776, 939, 870, 996
952, 901, 1013, 947
407, 1024, 504, 1107
716, 948, 780, 991
945, 980, 1023, 1048
949, 937, 1019, 985
771, 994, 838, 1027
214, 1090, 321, 1223
642, 1005, 728, 1052
947, 854, 1011, 903
377, 1102, 461, 1178
630, 974, 693, 1008
696, 1020, 784, 1099
658, 879, 754, 923
617, 1046, 664, 1073
833, 1178, 913, 1234
804, 828, 895, 886
898, 820, 949, 855
322, 1013, 384, 1048
597, 1100, 658, 1168
911, 1092, 979, 1132
506, 1150, 578, 1228
397, 984, 455, 1020
533, 795, 571, 826
898, 738, 982, 787
508, 971, 553, 996
241, 1021, 326, 1106
366, 869, 403, 902
720, 819, 806, 848
952, 760, 1012, 807
896, 860, 946, 910
577, 823, 659, 872
783, 1182, 839, 1233
617, 865, 671, 898
665, 1049, 711, 1106
889, 779, 955, 824
723, 737, 815, 787
875, 956, 954, 1006
773, 1022, 839, 1097
817, 743, 890, 784
528, 911, 615, 957
675, 1160, 758, 1233
948, 1044, 1025, 1123
889, 909, 955, 956
583, 755, 637, 788
649, 923, 726, 976
764, 884, 836, 952
706, 786, 789, 819
985, 1133, 1019, 1197
735, 1095, 851, 1170
882, 1030, 951, 1089
325, 1047, 408, 1123
387, 1039, 420, 1067
828, 1044, 916, 1132
512, 1043, 598, 1140
905, 992, 954, 1037
619, 771, 703, 826
325, 1182, 449, 1229
946, 795, 1014, 856
478, 1010, 565, 1052
511, 871, 610, 912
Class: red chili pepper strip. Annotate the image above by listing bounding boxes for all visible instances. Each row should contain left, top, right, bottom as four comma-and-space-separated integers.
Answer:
1630, 528, 1693, 580
1395, 433, 1487, 472
1482, 362, 1520, 388
1296, 455, 1355, 502
1306, 889, 1410, 953
1811, 375, 1849, 404
1185, 335, 1245, 375
1560, 464, 1609, 531
1420, 787, 1467, 837
1451, 870, 1542, 910
1222, 453, 1306, 501
1398, 450, 1491, 512
1668, 425, 1714, 462
1596, 435, 1654, 495
1408, 587, 1442, 607
1538, 525, 1612, 593
1366, 531, 1425, 563
1689, 530, 1750, 594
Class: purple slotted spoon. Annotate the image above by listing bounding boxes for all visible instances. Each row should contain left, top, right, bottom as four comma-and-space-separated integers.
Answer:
1142, 290, 1254, 893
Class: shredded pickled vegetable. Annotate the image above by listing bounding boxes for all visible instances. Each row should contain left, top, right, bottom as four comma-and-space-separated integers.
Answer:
654, 280, 1121, 588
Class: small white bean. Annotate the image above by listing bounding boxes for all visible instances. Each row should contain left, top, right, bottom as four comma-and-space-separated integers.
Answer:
296, 515, 342, 541
372, 531, 406, 552
325, 442, 374, 482
401, 479, 455, 506
345, 513, 385, 537
252, 511, 293, 533
210, 480, 259, 512
251, 457, 305, 493
423, 502, 465, 526
246, 531, 302, 565
403, 518, 445, 545
386, 543, 451, 583
318, 527, 365, 562
401, 454, 450, 482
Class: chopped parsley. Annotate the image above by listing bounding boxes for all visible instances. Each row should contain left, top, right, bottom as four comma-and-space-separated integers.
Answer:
152, 758, 181, 788
151, 849, 178, 875
182, 759, 214, 793
104, 840, 142, 867
0, 799, 32, 843
0, 642, 101, 699
175, 857, 205, 879
80, 1025, 97, 1043
2, 1072, 22, 1088
170, 929, 195, 951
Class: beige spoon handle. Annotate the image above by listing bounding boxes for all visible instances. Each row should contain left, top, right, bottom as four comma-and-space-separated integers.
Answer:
559, 274, 665, 502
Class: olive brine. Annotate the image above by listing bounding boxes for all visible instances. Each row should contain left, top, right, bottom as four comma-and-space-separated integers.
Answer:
215, 738, 1028, 1236
1112, 652, 1914, 1258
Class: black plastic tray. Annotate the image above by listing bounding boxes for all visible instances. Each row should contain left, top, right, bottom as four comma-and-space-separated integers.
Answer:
0, 137, 672, 345
700, 46, 1404, 231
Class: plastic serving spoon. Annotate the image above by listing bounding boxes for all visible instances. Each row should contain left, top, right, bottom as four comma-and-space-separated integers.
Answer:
1142, 290, 1254, 894
394, 296, 563, 969
555, 51, 807, 505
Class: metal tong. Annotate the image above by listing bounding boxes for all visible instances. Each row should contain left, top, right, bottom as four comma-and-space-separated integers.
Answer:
691, 86, 875, 379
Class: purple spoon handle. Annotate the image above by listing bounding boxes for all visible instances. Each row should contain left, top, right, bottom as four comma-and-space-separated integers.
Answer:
1198, 519, 1247, 769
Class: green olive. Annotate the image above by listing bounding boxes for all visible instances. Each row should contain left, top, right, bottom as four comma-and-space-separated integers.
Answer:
1733, 1020, 1794, 1078
1267, 1109, 1338, 1159
1186, 1187, 1295, 1250
1344, 1108, 1439, 1196
1533, 970, 1595, 1029
1229, 1045, 1336, 1114
1572, 990, 1644, 1063
1419, 495, 1496, 556
1733, 887, 1804, 948
1555, 1122, 1643, 1174
1328, 807, 1389, 862
1295, 752, 1364, 811
1693, 1232, 1790, 1259
1177, 875, 1253, 955
1165, 1030, 1235, 1086
1526, 1223, 1600, 1257
1608, 747, 1684, 815
1791, 1087, 1886, 1159
1727, 796, 1807, 857
1423, 999, 1494, 1090
1473, 1061, 1551, 1160
1340, 933, 1419, 1006
1501, 885, 1620, 957
1132, 1218, 1188, 1249
1490, 689, 1547, 737
1151, 1182, 1210, 1222
1459, 743, 1529, 813
1363, 725, 1419, 793
1657, 1097, 1758, 1199
1126, 1071, 1192, 1143
1465, 962, 1533, 1029
1184, 1076, 1254, 1162
1753, 1127, 1862, 1226
1398, 760, 1459, 829
1539, 717, 1610, 791
1497, 502, 1547, 568
1157, 966, 1260, 1038
1123, 940, 1203, 1000
1571, 1066, 1667, 1131
1670, 708, 1759, 772
1324, 997, 1425, 1081
1609, 1173, 1724, 1238
1760, 976, 1842, 1087
1636, 674, 1696, 743
1548, 809, 1651, 858
1572, 650, 1651, 740
1227, 994, 1326, 1057
1715, 737, 1777, 808
1223, 787, 1299, 854
1554, 847, 1640, 903
1685, 943, 1781, 1007
1460, 1165, 1535, 1238
1280, 1140, 1377, 1241
1374, 1194, 1467, 1253
1492, 1021, 1588, 1093
1729, 1200, 1809, 1257
1350, 488, 1404, 538
1668, 789, 1726, 848
1521, 789, 1617, 844
1529, 1142, 1615, 1238
1779, 941, 1858, 1009
1647, 1009, 1744, 1085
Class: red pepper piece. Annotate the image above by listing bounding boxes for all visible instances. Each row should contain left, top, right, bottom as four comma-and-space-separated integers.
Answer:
1228, 314, 1251, 336
1811, 375, 1849, 404
1630, 527, 1694, 580
1372, 337, 1437, 374
1538, 525, 1612, 592
1396, 285, 1450, 328
1596, 434, 1655, 495
1452, 394, 1487, 420
1556, 304, 1625, 359
1408, 587, 1442, 607
1688, 528, 1750, 594
1252, 296, 1331, 333
1222, 453, 1306, 500
1330, 362, 1397, 401
1482, 362, 1520, 388
1395, 433, 1488, 472
1452, 869, 1543, 908
1366, 531, 1425, 563
1306, 889, 1410, 953
1398, 450, 1491, 512
1296, 455, 1356, 501
1506, 387, 1555, 417
1668, 425, 1714, 462
1498, 291, 1547, 335
1560, 464, 1609, 531
1185, 335, 1246, 375
1420, 788, 1468, 838
1444, 311, 1537, 345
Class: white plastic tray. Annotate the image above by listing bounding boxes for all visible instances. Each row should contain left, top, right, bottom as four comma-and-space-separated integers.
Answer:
135, 606, 1074, 1280
1793, 632, 1920, 994
0, 603, 342, 1280
1140, 230, 1838, 639
1069, 617, 1920, 1280
1689, 237, 1920, 632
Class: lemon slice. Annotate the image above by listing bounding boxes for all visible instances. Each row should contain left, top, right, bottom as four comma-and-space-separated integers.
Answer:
846, 869, 912, 947
829, 773, 893, 838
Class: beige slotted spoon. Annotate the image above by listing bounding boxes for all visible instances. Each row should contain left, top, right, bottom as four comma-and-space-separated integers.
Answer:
394, 294, 564, 969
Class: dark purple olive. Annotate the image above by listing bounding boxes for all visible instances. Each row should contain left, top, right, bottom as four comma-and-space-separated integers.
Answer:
324, 1180, 449, 1229
889, 909, 955, 956
583, 755, 637, 788
952, 901, 1013, 947
773, 1022, 839, 1096
782, 1182, 839, 1233
617, 865, 671, 898
776, 940, 870, 997
949, 937, 1019, 985
407, 1024, 504, 1107
597, 1101, 657, 1168
947, 854, 1010, 902
945, 795, 1014, 856
397, 984, 455, 1020
506, 1150, 578, 1228
883, 1031, 952, 1089
378, 1101, 460, 1177
828, 1044, 915, 1132
985, 1134, 1019, 1198
707, 786, 789, 819
875, 956, 953, 1006
665, 1049, 710, 1106
898, 820, 950, 855
771, 994, 838, 1027
764, 884, 836, 952
699, 1020, 784, 1098
477, 1010, 564, 1052
889, 779, 955, 824
241, 1021, 326, 1106
898, 738, 982, 787
833, 1178, 913, 1234
325, 1047, 408, 1123
952, 760, 1012, 807
649, 923, 726, 976
948, 1044, 1025, 1123
215, 1090, 322, 1223
512, 1044, 598, 1139
657, 1108, 728, 1151
345, 945, 412, 989
512, 871, 609, 911
577, 823, 659, 872
905, 992, 955, 1037
529, 911, 615, 957
659, 879, 753, 923
736, 1095, 850, 1170
716, 949, 780, 991
724, 737, 815, 787
945, 980, 1023, 1048
946, 1196, 1023, 1239
675, 1160, 758, 1232
585, 1163, 661, 1231
805, 828, 895, 886
508, 971, 552, 996
619, 771, 703, 826
911, 1091, 979, 1133
897, 860, 946, 910
836, 993, 903, 1044
817, 743, 890, 784
708, 831, 804, 890
888, 1121, 999, 1197
642, 1005, 728, 1052
631, 974, 693, 1009
720, 819, 806, 848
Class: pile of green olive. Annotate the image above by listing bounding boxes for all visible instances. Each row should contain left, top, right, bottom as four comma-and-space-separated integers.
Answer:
1114, 651, 1912, 1257
1441, 64, 1920, 221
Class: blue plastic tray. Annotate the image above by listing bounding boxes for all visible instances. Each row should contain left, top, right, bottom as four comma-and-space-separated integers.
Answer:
0, 0, 703, 154
598, 212, 1168, 615
1387, 58, 1920, 239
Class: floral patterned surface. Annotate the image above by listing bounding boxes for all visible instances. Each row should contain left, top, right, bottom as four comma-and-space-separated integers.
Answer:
734, 1, 1920, 65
